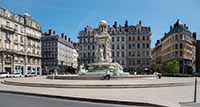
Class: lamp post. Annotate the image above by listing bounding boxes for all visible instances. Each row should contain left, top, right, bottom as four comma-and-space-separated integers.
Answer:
194, 77, 197, 103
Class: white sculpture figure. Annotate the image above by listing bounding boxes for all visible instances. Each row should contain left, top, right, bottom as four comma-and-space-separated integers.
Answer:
79, 64, 87, 75
99, 46, 104, 61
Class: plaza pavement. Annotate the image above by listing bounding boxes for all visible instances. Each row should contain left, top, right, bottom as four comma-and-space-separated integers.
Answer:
0, 76, 200, 107
2, 76, 198, 85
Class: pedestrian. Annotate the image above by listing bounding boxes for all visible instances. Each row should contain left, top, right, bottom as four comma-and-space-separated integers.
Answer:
157, 73, 162, 79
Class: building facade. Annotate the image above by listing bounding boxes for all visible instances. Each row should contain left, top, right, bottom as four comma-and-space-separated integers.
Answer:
78, 20, 151, 72
41, 29, 78, 74
152, 20, 196, 73
0, 7, 42, 75
152, 40, 162, 65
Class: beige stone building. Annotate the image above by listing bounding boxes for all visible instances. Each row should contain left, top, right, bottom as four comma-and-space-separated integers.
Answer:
0, 7, 42, 75
152, 20, 196, 73
152, 40, 162, 65
41, 29, 78, 74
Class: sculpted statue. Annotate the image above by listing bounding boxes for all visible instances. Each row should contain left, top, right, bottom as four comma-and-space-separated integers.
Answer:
98, 45, 105, 62
99, 47, 104, 59
79, 64, 87, 75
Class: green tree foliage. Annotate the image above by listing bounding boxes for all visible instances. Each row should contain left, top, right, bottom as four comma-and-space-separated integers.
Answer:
165, 59, 179, 75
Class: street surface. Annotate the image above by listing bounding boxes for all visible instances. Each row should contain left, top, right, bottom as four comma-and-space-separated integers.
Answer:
0, 92, 134, 107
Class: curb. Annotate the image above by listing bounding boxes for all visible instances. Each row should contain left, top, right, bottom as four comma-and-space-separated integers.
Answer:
47, 75, 156, 80
0, 90, 168, 107
2, 80, 196, 89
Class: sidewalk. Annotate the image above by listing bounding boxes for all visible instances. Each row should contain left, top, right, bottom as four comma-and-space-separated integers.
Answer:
0, 77, 200, 107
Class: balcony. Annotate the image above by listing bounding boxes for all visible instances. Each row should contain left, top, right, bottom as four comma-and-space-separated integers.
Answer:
1, 25, 16, 33
27, 33, 41, 40
27, 51, 41, 58
15, 50, 26, 56
0, 48, 14, 53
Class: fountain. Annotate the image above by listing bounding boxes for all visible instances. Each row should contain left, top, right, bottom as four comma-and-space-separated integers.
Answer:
79, 20, 129, 78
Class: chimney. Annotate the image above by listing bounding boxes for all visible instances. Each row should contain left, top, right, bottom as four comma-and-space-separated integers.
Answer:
170, 26, 172, 30
65, 35, 67, 40
53, 30, 55, 35
125, 20, 128, 27
148, 27, 151, 31
61, 33, 64, 39
193, 32, 197, 40
49, 29, 52, 35
156, 40, 160, 46
113, 21, 117, 28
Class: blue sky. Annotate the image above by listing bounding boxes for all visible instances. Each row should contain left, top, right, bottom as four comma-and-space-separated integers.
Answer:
0, 0, 200, 47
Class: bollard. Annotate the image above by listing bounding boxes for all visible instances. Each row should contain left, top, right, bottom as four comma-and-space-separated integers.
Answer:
52, 73, 55, 80
194, 77, 197, 103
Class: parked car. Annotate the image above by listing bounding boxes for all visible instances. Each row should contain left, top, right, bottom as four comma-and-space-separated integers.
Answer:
31, 72, 37, 77
9, 72, 23, 78
25, 72, 37, 77
0, 72, 9, 78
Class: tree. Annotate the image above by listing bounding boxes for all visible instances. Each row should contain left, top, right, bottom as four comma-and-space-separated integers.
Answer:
165, 59, 179, 75
152, 64, 162, 73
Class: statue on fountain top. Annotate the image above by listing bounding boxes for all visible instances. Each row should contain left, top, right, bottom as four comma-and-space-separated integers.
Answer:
95, 19, 112, 63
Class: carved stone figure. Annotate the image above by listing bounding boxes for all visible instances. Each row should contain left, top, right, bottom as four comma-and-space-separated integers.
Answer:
99, 46, 104, 61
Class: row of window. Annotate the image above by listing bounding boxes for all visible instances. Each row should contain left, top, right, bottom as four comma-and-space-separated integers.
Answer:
175, 34, 183, 40
43, 60, 57, 66
128, 51, 150, 57
128, 43, 150, 49
5, 21, 24, 33
112, 51, 125, 57
128, 36, 150, 41
112, 44, 125, 50
42, 41, 57, 47
112, 36, 150, 42
42, 48, 57, 52
27, 58, 40, 64
5, 20, 40, 36
43, 54, 57, 58
79, 37, 95, 43
175, 43, 183, 49
112, 37, 125, 42
79, 35, 150, 44
174, 51, 183, 57
80, 43, 150, 51
109, 26, 150, 34
14, 34, 24, 43
81, 50, 150, 58
128, 59, 150, 65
